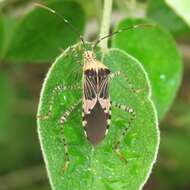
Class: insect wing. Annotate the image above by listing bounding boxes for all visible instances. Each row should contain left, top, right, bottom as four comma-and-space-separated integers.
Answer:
83, 71, 97, 114
82, 68, 111, 145
98, 68, 110, 113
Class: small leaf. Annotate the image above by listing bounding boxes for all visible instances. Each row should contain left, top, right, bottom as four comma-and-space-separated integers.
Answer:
147, 0, 190, 36
5, 1, 85, 63
112, 18, 183, 119
166, 0, 190, 27
37, 43, 159, 190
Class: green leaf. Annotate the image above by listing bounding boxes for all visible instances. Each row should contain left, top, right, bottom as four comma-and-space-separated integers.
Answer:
147, 0, 190, 36
37, 43, 159, 190
166, 0, 190, 27
5, 1, 85, 63
112, 18, 183, 119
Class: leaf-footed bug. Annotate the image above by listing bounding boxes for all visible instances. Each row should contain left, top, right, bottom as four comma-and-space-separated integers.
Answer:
36, 3, 155, 173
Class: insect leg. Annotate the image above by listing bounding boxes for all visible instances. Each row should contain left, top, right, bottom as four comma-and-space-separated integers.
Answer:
59, 100, 81, 173
37, 84, 81, 120
106, 107, 112, 136
110, 71, 139, 94
112, 102, 136, 163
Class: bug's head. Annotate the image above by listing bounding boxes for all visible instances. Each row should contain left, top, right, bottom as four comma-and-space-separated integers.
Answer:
83, 50, 110, 76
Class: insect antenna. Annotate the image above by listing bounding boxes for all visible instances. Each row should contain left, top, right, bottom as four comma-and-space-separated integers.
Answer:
34, 3, 86, 48
93, 23, 157, 49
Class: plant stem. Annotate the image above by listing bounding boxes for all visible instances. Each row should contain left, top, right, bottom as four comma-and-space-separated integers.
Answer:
99, 0, 113, 49
129, 0, 136, 14
131, 0, 136, 9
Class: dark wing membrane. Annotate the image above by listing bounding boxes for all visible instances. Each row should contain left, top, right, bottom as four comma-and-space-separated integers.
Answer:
83, 101, 109, 145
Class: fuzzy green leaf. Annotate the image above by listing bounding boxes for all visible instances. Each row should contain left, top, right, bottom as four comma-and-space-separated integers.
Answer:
37, 44, 159, 190
147, 0, 190, 36
5, 1, 85, 63
112, 18, 183, 119
166, 0, 190, 27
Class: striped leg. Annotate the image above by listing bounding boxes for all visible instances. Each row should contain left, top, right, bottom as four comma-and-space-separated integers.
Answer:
106, 107, 112, 137
37, 84, 81, 120
112, 102, 136, 163
59, 100, 81, 173
110, 71, 139, 94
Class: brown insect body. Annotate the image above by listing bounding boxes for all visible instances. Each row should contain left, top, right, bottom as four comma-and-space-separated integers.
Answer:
82, 51, 111, 145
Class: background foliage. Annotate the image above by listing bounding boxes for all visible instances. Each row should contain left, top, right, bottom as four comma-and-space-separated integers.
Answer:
0, 0, 190, 190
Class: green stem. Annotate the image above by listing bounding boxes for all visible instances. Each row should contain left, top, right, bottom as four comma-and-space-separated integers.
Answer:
99, 0, 113, 49
131, 0, 136, 8
130, 0, 136, 13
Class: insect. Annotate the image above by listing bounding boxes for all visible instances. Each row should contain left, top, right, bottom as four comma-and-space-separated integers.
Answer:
36, 3, 154, 172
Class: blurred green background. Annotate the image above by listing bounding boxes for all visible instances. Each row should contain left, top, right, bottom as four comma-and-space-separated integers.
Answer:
0, 0, 190, 190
